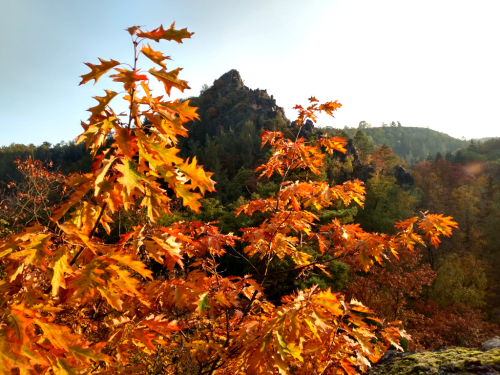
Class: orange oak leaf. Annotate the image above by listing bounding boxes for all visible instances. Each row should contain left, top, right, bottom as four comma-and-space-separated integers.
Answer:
137, 23, 194, 43
126, 25, 141, 35
87, 90, 118, 118
177, 156, 216, 195
141, 44, 171, 67
79, 58, 121, 85
109, 253, 153, 280
112, 127, 138, 160
149, 67, 190, 96
418, 214, 458, 248
318, 136, 347, 154
164, 99, 200, 123
319, 100, 342, 116
110, 68, 148, 90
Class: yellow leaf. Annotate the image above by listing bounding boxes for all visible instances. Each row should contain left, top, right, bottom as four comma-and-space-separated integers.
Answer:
173, 184, 203, 212
115, 159, 146, 206
109, 253, 153, 280
97, 286, 124, 311
94, 156, 116, 196
8, 233, 53, 266
51, 246, 73, 295
304, 318, 322, 341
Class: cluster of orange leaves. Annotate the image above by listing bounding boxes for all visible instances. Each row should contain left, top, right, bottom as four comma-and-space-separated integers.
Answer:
0, 24, 459, 375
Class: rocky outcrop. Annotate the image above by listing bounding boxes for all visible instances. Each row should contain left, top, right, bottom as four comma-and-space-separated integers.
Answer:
481, 337, 500, 351
289, 119, 315, 138
366, 343, 500, 375
189, 69, 289, 138
394, 165, 415, 186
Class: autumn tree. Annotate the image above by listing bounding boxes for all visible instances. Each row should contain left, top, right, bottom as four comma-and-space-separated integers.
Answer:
0, 24, 460, 375
0, 158, 70, 233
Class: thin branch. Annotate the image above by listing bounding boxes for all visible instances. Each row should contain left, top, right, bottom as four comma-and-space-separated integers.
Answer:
238, 289, 258, 324
224, 310, 230, 348
228, 245, 260, 276
127, 37, 139, 130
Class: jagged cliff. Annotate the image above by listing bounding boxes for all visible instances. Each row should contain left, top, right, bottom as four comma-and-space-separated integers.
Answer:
185, 69, 289, 139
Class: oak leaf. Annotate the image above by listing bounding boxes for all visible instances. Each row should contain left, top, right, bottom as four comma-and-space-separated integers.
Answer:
0, 336, 31, 373
51, 246, 73, 295
149, 67, 190, 95
110, 253, 153, 280
126, 25, 140, 35
115, 159, 146, 205
137, 23, 194, 43
177, 156, 216, 195
79, 58, 120, 85
110, 68, 148, 90
87, 90, 118, 118
141, 44, 171, 67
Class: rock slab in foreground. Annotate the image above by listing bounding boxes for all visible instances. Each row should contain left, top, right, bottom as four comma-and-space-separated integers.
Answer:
365, 348, 500, 375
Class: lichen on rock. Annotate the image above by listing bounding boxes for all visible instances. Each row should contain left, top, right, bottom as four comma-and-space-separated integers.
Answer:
365, 348, 500, 375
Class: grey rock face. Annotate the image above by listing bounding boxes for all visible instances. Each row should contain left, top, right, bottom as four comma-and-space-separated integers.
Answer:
214, 69, 245, 93
481, 337, 500, 351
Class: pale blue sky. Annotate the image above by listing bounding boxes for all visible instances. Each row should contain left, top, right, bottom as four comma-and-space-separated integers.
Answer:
1, 0, 499, 146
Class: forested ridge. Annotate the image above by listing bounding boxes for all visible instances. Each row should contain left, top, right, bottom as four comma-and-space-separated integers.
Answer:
342, 124, 470, 166
1, 31, 499, 374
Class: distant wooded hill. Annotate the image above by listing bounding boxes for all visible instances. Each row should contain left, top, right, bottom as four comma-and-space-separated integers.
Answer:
334, 124, 469, 166
0, 141, 91, 183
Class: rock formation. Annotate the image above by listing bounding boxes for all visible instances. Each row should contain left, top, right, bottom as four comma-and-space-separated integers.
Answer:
394, 165, 415, 186
345, 139, 359, 162
366, 348, 500, 374
187, 69, 289, 138
289, 119, 315, 138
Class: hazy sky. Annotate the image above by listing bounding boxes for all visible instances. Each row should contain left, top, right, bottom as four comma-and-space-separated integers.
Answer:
1, 0, 499, 147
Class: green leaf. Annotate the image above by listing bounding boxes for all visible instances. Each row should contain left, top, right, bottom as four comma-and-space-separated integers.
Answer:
197, 293, 210, 313
276, 332, 303, 362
